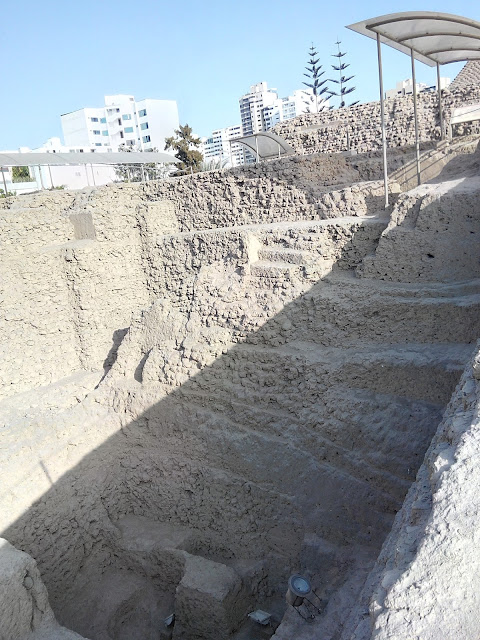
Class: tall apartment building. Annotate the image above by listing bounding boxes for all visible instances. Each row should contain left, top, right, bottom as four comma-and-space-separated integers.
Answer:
239, 82, 316, 162
238, 82, 278, 163
262, 90, 313, 129
202, 125, 244, 167
239, 82, 279, 136
61, 94, 179, 151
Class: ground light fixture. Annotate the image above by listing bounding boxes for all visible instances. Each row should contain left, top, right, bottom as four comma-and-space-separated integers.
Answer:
285, 574, 324, 621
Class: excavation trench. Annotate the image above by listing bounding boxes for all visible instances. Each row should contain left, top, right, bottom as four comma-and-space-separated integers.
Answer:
5, 263, 479, 640
2, 146, 480, 640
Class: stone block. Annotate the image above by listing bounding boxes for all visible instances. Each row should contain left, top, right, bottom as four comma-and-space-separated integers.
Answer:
173, 554, 248, 640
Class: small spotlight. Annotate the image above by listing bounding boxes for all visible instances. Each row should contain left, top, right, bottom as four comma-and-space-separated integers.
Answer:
286, 574, 323, 622
286, 574, 312, 607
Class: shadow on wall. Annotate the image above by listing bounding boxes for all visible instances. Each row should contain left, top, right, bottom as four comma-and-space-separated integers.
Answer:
2, 208, 479, 640
102, 327, 129, 372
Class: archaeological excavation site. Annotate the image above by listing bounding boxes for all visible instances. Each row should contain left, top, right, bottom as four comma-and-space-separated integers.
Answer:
2, 61, 480, 640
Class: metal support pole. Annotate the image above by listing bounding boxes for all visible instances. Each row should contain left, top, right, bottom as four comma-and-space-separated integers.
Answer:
85, 164, 90, 186
48, 165, 54, 189
91, 164, 96, 186
411, 49, 421, 186
437, 62, 444, 141
377, 33, 389, 208
255, 135, 260, 163
38, 166, 45, 190
141, 165, 146, 182
1, 167, 8, 196
278, 142, 281, 158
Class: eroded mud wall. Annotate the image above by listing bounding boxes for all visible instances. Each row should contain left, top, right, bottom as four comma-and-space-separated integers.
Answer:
0, 155, 391, 399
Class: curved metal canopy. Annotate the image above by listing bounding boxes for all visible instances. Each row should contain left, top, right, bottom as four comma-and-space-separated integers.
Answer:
347, 12, 480, 66
233, 131, 295, 160
346, 11, 480, 207
0, 151, 177, 167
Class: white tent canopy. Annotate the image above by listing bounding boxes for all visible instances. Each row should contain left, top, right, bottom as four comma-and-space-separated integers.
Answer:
347, 11, 480, 206
0, 151, 177, 167
233, 131, 295, 160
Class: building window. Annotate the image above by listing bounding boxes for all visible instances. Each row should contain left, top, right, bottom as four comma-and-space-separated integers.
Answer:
122, 114, 132, 120
93, 130, 100, 135
138, 109, 147, 117
117, 118, 122, 126
102, 130, 109, 136
100, 117, 106, 123
120, 131, 124, 138
124, 126, 134, 133
91, 117, 99, 122
95, 143, 102, 146
140, 122, 149, 130
142, 135, 151, 143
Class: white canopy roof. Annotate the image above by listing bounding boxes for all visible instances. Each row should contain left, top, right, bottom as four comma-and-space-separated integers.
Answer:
347, 12, 480, 66
0, 151, 177, 167
450, 103, 480, 125
233, 131, 295, 159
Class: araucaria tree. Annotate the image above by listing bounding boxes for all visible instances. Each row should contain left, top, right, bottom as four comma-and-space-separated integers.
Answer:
164, 124, 203, 174
329, 40, 358, 108
302, 44, 330, 113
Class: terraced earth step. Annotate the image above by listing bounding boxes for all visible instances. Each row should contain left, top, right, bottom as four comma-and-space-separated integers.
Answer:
185, 340, 472, 407
178, 384, 444, 478
325, 270, 480, 300
173, 388, 432, 502
269, 339, 473, 363
162, 214, 389, 240
265, 289, 480, 346
250, 260, 300, 277
250, 258, 336, 279
258, 247, 318, 265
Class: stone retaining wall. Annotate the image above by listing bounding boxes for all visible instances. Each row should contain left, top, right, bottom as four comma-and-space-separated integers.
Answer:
1, 157, 389, 398
274, 85, 480, 154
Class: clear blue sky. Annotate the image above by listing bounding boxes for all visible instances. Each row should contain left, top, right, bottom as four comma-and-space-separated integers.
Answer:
1, 0, 479, 149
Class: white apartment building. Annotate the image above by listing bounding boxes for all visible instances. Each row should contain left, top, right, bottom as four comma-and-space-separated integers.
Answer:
262, 90, 315, 129
238, 83, 322, 162
61, 94, 179, 152
238, 82, 279, 163
202, 125, 244, 167
239, 82, 279, 136
386, 77, 451, 99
